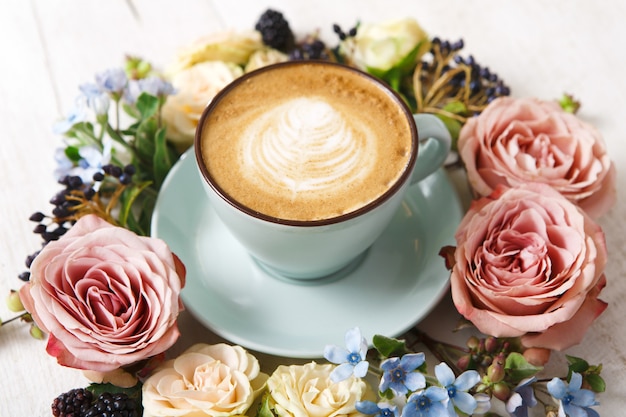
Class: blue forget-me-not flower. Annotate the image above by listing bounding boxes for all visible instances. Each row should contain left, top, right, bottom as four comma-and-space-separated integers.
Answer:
379, 353, 426, 396
402, 387, 449, 417
434, 362, 480, 416
547, 372, 599, 417
324, 327, 369, 382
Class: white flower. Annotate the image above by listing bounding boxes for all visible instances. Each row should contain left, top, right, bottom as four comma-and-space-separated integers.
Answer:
342, 18, 430, 73
168, 29, 263, 74
245, 48, 289, 72
142, 343, 268, 417
161, 61, 243, 150
266, 362, 375, 417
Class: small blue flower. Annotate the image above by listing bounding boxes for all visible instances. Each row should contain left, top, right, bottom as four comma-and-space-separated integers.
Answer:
53, 102, 87, 134
379, 353, 426, 395
547, 372, 600, 417
95, 68, 128, 94
434, 362, 480, 415
356, 400, 400, 417
79, 83, 110, 116
324, 327, 369, 382
402, 387, 449, 417
124, 76, 175, 104
506, 377, 538, 417
54, 138, 112, 183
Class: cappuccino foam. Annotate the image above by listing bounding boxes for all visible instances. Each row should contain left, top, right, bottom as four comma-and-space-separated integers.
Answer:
200, 63, 414, 221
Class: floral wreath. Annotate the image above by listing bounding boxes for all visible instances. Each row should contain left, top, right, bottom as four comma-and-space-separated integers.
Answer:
3, 8, 614, 417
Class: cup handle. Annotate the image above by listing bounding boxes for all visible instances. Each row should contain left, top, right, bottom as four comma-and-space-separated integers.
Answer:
410, 113, 452, 184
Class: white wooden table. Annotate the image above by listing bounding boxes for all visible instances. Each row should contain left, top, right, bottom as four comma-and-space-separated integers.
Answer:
1, 1, 624, 415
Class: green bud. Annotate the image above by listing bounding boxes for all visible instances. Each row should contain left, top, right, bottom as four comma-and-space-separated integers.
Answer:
487, 362, 505, 383
480, 355, 493, 367
559, 93, 581, 114
456, 355, 470, 371
484, 336, 499, 353
492, 382, 511, 401
466, 336, 480, 350
6, 290, 25, 313
30, 324, 45, 340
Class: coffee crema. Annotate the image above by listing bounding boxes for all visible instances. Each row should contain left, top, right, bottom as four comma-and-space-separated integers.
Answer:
199, 63, 414, 221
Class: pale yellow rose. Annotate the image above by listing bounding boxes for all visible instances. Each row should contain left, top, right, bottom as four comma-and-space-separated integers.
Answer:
162, 61, 243, 150
245, 48, 289, 73
265, 362, 375, 417
142, 343, 268, 417
169, 30, 263, 74
342, 18, 430, 73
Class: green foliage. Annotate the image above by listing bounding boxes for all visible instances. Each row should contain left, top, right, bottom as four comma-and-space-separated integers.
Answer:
504, 352, 542, 383
257, 393, 276, 417
372, 334, 408, 358
566, 355, 605, 393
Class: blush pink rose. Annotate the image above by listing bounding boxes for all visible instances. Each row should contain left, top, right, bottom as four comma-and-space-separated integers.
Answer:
450, 183, 608, 350
20, 214, 186, 372
458, 96, 616, 218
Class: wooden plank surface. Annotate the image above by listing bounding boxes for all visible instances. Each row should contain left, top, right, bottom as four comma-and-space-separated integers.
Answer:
1, 1, 624, 415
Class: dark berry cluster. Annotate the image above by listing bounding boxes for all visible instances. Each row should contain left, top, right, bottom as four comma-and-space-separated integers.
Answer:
332, 23, 358, 41
83, 392, 139, 417
289, 37, 330, 60
52, 389, 139, 417
52, 388, 94, 417
254, 9, 295, 52
19, 163, 136, 282
426, 37, 510, 106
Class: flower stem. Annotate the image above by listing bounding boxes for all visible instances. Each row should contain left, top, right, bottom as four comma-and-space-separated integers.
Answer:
1, 311, 30, 326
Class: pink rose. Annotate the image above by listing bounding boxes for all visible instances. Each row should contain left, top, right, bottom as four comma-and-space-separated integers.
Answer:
458, 96, 616, 218
450, 183, 608, 350
19, 214, 186, 372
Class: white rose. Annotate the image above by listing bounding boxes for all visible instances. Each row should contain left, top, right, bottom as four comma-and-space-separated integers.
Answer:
169, 29, 264, 73
343, 18, 430, 73
161, 61, 243, 150
245, 48, 289, 73
265, 362, 374, 417
142, 343, 268, 417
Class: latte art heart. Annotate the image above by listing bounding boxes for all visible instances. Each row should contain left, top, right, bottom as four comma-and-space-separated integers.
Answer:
242, 98, 376, 196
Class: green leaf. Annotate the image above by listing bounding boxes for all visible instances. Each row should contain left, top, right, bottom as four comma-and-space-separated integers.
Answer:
122, 101, 141, 119
504, 352, 543, 383
118, 181, 153, 231
585, 373, 606, 393
152, 127, 175, 189
124, 187, 157, 236
64, 146, 81, 162
372, 334, 407, 357
442, 101, 468, 115
566, 355, 590, 374
257, 393, 277, 417
134, 118, 158, 164
65, 121, 98, 146
136, 92, 160, 120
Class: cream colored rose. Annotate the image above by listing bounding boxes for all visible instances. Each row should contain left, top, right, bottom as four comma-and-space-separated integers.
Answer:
245, 48, 289, 73
265, 362, 374, 417
169, 30, 263, 74
162, 61, 243, 150
342, 18, 430, 73
142, 343, 268, 417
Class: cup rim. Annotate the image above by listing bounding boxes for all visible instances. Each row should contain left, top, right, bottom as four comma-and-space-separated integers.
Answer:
194, 60, 418, 227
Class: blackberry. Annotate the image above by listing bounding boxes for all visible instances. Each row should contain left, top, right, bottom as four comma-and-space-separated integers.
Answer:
83, 392, 139, 417
254, 9, 294, 52
289, 38, 329, 61
51, 388, 94, 417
